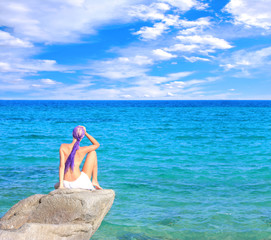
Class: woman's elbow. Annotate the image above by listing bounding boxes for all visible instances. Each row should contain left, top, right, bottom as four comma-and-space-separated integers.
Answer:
92, 143, 100, 151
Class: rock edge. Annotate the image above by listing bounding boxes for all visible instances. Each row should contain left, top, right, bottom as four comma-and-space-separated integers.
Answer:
0, 188, 115, 240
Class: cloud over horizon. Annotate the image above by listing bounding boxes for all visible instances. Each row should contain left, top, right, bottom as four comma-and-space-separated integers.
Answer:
0, 0, 270, 100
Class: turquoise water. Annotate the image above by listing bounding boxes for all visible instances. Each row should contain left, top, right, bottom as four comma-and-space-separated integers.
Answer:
0, 100, 271, 240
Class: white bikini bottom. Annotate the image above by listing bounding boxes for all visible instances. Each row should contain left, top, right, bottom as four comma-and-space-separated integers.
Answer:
63, 172, 95, 190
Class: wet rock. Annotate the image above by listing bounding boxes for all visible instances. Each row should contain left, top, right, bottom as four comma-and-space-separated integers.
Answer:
0, 188, 115, 240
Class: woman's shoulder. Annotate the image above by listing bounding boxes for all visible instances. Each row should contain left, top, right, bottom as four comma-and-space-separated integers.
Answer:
59, 143, 72, 155
60, 143, 70, 149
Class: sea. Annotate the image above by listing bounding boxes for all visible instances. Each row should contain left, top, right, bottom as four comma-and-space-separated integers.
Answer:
0, 100, 270, 240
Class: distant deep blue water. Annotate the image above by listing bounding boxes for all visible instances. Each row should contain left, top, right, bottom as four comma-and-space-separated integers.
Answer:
0, 100, 271, 240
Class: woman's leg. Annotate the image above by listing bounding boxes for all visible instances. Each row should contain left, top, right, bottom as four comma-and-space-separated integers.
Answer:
82, 151, 102, 189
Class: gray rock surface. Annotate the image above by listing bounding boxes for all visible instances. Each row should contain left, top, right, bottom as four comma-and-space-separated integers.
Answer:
0, 188, 115, 240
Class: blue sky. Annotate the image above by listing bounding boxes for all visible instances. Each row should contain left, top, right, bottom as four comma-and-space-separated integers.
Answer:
0, 0, 271, 100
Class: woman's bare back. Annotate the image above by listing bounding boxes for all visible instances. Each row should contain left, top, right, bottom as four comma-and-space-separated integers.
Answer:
61, 143, 87, 181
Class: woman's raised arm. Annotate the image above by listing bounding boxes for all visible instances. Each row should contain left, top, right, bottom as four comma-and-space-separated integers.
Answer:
80, 128, 100, 154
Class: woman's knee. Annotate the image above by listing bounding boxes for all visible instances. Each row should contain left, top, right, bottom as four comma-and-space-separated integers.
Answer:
87, 150, 97, 157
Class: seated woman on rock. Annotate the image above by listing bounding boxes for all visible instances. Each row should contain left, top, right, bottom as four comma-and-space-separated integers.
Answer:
55, 125, 102, 190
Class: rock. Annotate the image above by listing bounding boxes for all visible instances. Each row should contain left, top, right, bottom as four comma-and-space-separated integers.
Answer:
0, 188, 115, 240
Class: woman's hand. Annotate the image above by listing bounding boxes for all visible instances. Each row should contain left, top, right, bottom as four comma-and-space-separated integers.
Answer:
80, 125, 87, 133
54, 182, 65, 189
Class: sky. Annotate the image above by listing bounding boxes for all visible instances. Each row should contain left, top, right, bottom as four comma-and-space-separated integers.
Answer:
0, 0, 271, 100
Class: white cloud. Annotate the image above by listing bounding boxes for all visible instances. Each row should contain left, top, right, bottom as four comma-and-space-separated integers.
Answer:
0, 56, 73, 97
219, 46, 271, 75
161, 34, 233, 58
0, 62, 12, 72
91, 67, 144, 79
41, 78, 58, 85
0, 0, 145, 44
0, 78, 95, 99
130, 3, 180, 40
0, 65, 220, 99
87, 55, 153, 79
131, 71, 194, 90
155, 3, 171, 11
0, 59, 68, 73
195, 2, 209, 10
167, 92, 174, 96
153, 49, 177, 60
161, 34, 232, 62
128, 3, 166, 21
163, 77, 218, 91
167, 71, 194, 80
127, 74, 218, 99
132, 55, 154, 65
161, 0, 197, 11
179, 17, 210, 28
0, 79, 30, 91
224, 0, 271, 30
130, 2, 209, 40
136, 14, 230, 62
21, 60, 58, 72
0, 0, 251, 100
0, 30, 33, 48
161, 0, 208, 11
0, 77, 53, 92
118, 55, 153, 65
162, 14, 180, 26
183, 56, 210, 62
31, 84, 42, 88
9, 78, 61, 90
120, 94, 132, 98
176, 35, 233, 49
0, 0, 160, 89
165, 43, 199, 52
130, 0, 207, 17
220, 63, 235, 70
179, 27, 198, 35
134, 22, 168, 40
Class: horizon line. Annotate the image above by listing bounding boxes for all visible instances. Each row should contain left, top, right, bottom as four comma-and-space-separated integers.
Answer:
1, 99, 271, 101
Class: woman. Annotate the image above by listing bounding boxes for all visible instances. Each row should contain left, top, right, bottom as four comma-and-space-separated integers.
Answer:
55, 125, 102, 190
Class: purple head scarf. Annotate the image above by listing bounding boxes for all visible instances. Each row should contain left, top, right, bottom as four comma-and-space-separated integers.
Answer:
64, 126, 85, 174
